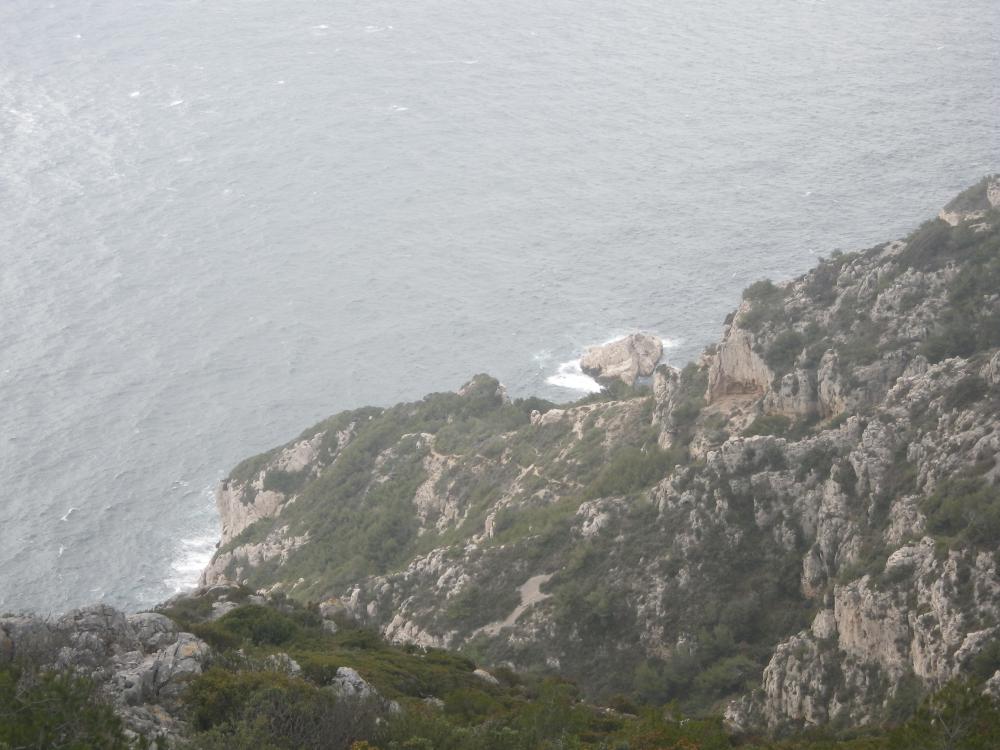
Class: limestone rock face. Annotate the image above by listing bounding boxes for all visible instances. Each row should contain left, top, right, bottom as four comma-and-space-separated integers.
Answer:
127, 612, 178, 653
1, 605, 210, 742
581, 333, 663, 384
330, 666, 377, 700
473, 667, 501, 685
707, 325, 773, 400
985, 350, 1000, 386
329, 666, 400, 713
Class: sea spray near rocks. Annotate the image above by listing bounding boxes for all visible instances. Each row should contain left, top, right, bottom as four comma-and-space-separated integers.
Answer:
546, 358, 603, 393
580, 332, 664, 384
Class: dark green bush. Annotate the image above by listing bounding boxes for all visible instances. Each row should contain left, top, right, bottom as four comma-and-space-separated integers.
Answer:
885, 672, 925, 725
185, 669, 379, 749
583, 446, 679, 499
741, 280, 787, 332
906, 215, 1000, 363
672, 362, 709, 433
899, 219, 952, 270
744, 413, 792, 437
943, 176, 995, 214
0, 667, 131, 749
767, 330, 806, 374
214, 605, 300, 646
836, 318, 880, 367
262, 469, 308, 495
743, 279, 783, 304
943, 375, 989, 411
796, 445, 836, 481
889, 679, 1000, 750
921, 476, 1000, 549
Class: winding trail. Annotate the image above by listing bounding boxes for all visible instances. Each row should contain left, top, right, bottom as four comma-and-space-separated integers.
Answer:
477, 574, 553, 637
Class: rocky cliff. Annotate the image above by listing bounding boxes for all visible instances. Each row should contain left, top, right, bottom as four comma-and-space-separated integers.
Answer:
199, 177, 1000, 732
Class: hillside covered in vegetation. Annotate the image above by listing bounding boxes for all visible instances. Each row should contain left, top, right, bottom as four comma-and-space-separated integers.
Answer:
2, 587, 998, 748
200, 177, 1000, 732
3, 177, 1000, 748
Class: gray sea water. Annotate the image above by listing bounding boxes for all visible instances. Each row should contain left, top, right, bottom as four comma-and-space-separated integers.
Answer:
1, 0, 997, 614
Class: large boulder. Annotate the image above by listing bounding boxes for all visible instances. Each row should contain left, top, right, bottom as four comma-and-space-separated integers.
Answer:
329, 667, 378, 700
127, 613, 178, 653
580, 333, 663, 385
329, 666, 400, 713
114, 632, 210, 706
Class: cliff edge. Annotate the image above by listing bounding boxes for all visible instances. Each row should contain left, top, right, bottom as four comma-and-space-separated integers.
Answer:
199, 177, 1000, 731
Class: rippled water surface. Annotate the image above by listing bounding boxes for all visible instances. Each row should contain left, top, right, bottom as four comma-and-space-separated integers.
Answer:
1, 0, 997, 612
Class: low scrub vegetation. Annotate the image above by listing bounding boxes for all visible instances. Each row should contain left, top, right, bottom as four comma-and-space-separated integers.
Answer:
920, 475, 1000, 550
0, 666, 137, 749
744, 413, 792, 437
4, 596, 998, 749
741, 280, 788, 333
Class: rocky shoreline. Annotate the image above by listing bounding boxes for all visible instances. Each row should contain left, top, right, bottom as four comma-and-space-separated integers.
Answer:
4, 177, 1000, 745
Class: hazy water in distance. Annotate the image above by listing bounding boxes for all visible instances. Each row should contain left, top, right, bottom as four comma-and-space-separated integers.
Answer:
1, 0, 997, 613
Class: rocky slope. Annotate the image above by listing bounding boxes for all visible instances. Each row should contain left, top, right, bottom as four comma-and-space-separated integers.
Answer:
0, 603, 211, 741
199, 177, 1000, 732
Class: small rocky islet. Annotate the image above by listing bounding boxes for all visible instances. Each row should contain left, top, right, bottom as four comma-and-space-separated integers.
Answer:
4, 176, 1000, 748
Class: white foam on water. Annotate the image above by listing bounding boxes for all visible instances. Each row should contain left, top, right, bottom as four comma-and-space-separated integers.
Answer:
163, 485, 219, 594
164, 531, 217, 593
545, 332, 681, 393
167, 100, 184, 107
661, 337, 682, 350
545, 358, 602, 393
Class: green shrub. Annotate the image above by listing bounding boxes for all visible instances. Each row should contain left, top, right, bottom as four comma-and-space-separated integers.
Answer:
943, 176, 995, 214
214, 605, 300, 646
796, 445, 836, 482
672, 362, 708, 433
583, 446, 679, 499
767, 330, 806, 374
692, 654, 759, 700
262, 469, 308, 495
741, 280, 787, 332
186, 669, 379, 749
806, 258, 845, 305
836, 318, 880, 367
0, 667, 131, 749
943, 375, 989, 411
744, 413, 792, 437
899, 219, 952, 270
229, 450, 280, 485
968, 638, 1000, 681
921, 476, 1000, 549
743, 279, 783, 304
906, 216, 1000, 363
889, 679, 1000, 750
885, 672, 925, 725
921, 322, 978, 363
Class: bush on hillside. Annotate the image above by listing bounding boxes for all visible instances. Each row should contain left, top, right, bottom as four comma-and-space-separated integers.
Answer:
0, 667, 132, 749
